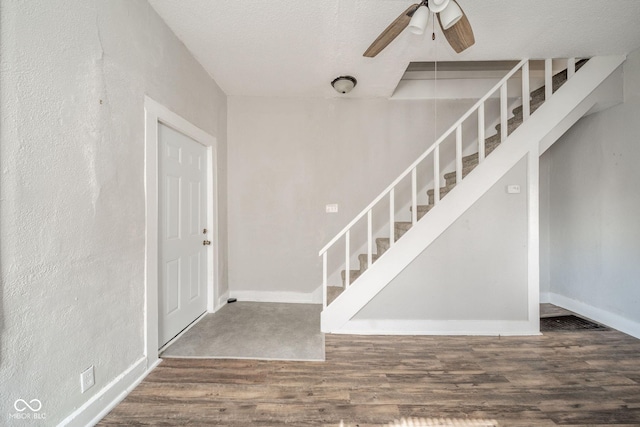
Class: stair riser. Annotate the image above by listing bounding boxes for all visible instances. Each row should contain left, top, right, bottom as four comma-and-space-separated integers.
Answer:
409, 204, 434, 220
495, 117, 524, 137
444, 165, 476, 187
394, 222, 412, 241
358, 254, 379, 272
376, 238, 390, 256
428, 186, 454, 205
340, 269, 361, 286
512, 96, 545, 116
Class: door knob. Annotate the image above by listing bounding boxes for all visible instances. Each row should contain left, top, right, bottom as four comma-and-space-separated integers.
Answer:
203, 240, 211, 246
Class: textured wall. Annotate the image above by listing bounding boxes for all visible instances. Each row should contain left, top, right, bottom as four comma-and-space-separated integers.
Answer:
0, 0, 227, 424
546, 48, 640, 324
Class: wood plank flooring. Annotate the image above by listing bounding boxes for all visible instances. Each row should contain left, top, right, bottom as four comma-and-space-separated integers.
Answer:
100, 307, 640, 426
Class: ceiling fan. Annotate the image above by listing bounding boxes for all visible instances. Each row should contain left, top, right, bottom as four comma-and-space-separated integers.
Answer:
363, 0, 475, 57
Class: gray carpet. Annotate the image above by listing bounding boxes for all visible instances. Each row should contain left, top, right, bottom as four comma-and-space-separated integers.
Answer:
160, 302, 325, 361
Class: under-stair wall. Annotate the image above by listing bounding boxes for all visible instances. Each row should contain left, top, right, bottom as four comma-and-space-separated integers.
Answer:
321, 55, 626, 334
349, 157, 530, 335
541, 49, 640, 339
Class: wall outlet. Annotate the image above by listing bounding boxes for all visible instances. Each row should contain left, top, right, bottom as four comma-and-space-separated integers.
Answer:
326, 204, 338, 213
81, 366, 95, 393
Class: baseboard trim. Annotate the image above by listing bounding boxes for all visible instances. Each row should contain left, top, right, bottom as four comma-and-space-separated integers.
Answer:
58, 356, 160, 427
336, 319, 540, 336
549, 293, 640, 339
230, 287, 322, 304
216, 289, 230, 311
540, 292, 551, 303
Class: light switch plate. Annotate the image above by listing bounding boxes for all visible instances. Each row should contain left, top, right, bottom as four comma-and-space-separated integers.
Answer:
507, 185, 521, 194
326, 204, 338, 213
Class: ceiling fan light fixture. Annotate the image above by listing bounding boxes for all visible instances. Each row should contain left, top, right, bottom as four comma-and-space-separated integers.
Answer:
428, 0, 450, 14
439, 1, 463, 30
331, 76, 357, 94
408, 5, 430, 35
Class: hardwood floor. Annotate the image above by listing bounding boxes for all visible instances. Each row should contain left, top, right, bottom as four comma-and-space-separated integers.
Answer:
100, 308, 640, 426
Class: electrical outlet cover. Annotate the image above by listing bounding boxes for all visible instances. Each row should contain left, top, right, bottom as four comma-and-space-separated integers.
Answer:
81, 366, 95, 393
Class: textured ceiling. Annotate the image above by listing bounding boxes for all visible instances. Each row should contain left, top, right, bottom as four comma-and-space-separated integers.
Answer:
148, 0, 640, 98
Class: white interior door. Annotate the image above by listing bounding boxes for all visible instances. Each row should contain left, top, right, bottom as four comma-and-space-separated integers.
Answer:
158, 123, 209, 348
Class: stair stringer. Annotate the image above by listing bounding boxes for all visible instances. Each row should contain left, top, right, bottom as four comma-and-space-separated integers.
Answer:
321, 55, 626, 334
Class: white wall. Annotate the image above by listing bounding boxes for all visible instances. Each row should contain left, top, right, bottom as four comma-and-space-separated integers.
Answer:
227, 97, 491, 301
0, 0, 227, 424
544, 48, 640, 335
354, 157, 529, 322
539, 149, 552, 300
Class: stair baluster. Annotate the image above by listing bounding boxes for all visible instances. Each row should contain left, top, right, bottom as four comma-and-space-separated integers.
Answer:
522, 61, 530, 120
455, 126, 463, 184
500, 83, 508, 143
477, 103, 485, 162
411, 169, 418, 225
344, 230, 350, 288
545, 59, 553, 100
367, 210, 373, 269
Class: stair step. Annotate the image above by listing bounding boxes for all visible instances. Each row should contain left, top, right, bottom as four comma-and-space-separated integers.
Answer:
495, 112, 525, 136
340, 269, 361, 286
512, 93, 546, 116
409, 204, 434, 220
358, 253, 380, 271
376, 237, 390, 256
461, 134, 501, 167
444, 164, 476, 186
394, 221, 412, 241
327, 286, 344, 305
427, 183, 456, 204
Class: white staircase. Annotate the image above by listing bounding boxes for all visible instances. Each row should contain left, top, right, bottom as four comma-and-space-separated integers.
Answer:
319, 55, 626, 334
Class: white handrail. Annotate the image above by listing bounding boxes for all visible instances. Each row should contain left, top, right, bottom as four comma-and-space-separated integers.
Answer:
318, 59, 529, 256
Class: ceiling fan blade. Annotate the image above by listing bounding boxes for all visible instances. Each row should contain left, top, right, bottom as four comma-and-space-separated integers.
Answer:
437, 1, 475, 53
363, 4, 420, 58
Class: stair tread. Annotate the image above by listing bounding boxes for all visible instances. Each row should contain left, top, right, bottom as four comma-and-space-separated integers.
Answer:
357, 252, 380, 272
395, 221, 413, 228
444, 162, 478, 181
512, 94, 546, 116
427, 182, 456, 195
416, 204, 434, 220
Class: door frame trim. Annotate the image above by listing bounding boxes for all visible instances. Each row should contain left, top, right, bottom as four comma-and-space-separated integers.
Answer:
144, 96, 220, 365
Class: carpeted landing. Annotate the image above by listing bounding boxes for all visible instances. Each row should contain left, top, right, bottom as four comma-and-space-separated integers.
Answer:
160, 302, 325, 361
